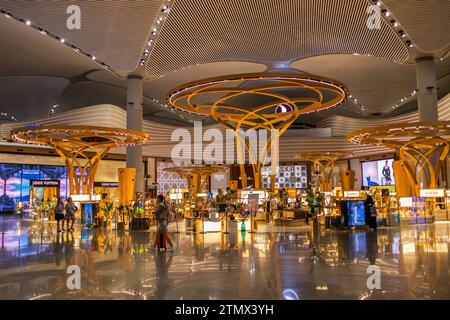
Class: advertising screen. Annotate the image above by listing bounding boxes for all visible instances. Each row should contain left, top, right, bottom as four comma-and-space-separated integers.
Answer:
362, 158, 395, 187
347, 200, 366, 226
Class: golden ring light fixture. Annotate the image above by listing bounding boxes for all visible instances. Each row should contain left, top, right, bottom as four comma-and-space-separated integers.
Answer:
168, 72, 348, 189
11, 125, 150, 195
348, 121, 450, 196
295, 151, 354, 191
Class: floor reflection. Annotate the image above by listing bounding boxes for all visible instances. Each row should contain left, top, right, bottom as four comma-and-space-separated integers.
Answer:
0, 216, 449, 300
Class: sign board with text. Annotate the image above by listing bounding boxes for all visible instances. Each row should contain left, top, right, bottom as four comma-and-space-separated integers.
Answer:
419, 189, 445, 198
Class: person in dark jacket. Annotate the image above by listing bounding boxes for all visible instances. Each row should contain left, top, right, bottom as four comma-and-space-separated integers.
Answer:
152, 194, 174, 250
364, 194, 377, 229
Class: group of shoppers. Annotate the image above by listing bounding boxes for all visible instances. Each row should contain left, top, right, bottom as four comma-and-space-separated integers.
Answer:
54, 197, 77, 232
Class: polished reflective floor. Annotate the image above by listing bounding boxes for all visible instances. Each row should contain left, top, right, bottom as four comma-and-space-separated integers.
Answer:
0, 216, 449, 300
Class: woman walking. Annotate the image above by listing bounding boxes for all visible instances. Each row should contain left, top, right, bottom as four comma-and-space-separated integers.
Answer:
54, 197, 65, 232
153, 194, 174, 251
65, 197, 77, 231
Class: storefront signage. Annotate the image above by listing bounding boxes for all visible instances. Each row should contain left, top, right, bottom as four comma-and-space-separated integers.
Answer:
30, 180, 60, 187
71, 194, 101, 202
399, 197, 413, 207
94, 182, 118, 187
419, 189, 444, 197
344, 191, 360, 198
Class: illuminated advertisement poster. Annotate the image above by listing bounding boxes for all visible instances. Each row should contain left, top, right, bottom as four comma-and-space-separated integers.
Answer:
0, 163, 67, 212
347, 200, 366, 226
362, 158, 395, 187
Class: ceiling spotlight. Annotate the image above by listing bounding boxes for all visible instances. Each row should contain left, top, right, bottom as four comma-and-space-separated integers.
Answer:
140, 59, 145, 66
60, 38, 65, 43
383, 10, 390, 17
376, 1, 381, 7
92, 56, 96, 60
4, 13, 11, 18
25, 20, 31, 25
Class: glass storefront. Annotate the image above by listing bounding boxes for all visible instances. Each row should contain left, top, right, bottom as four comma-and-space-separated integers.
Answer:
0, 163, 67, 212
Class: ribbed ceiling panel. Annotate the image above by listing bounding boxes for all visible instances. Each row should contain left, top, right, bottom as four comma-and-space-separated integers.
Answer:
383, 0, 450, 53
0, 0, 163, 72
146, 0, 409, 78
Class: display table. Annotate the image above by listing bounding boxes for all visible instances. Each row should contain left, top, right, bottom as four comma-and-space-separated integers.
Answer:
400, 215, 434, 225
130, 217, 150, 231
193, 217, 252, 233
272, 208, 308, 226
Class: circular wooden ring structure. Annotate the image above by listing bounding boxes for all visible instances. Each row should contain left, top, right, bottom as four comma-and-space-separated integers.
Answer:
348, 121, 450, 195
296, 151, 354, 191
11, 125, 150, 195
168, 73, 347, 189
167, 72, 347, 132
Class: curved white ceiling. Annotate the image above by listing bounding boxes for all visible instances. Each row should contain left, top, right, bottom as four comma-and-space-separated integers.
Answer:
144, 61, 267, 101
384, 0, 450, 53
293, 54, 416, 113
0, 0, 163, 72
0, 76, 69, 121
145, 0, 409, 78
293, 54, 450, 114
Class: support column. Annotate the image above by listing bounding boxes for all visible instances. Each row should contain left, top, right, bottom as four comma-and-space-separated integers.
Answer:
416, 57, 438, 122
126, 75, 144, 194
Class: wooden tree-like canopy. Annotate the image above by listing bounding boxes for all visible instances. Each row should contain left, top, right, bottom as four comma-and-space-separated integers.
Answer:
348, 122, 450, 196
163, 165, 228, 195
11, 125, 150, 195
167, 73, 347, 189
296, 151, 354, 191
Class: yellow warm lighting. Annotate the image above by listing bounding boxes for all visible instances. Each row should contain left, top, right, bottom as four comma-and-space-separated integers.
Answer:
348, 121, 450, 196
296, 151, 353, 191
168, 73, 348, 189
11, 125, 150, 195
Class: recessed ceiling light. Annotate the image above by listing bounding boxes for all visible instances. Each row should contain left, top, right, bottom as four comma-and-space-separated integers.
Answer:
92, 56, 96, 60
60, 38, 65, 43
25, 20, 31, 25
376, 1, 381, 7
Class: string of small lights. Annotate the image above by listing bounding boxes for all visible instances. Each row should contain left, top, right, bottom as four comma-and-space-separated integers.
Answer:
139, 0, 172, 67
0, 9, 115, 74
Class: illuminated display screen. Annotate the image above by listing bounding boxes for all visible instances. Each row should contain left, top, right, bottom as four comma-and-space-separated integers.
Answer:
0, 163, 67, 211
347, 200, 366, 226
361, 158, 395, 187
